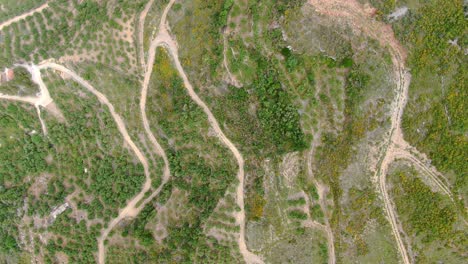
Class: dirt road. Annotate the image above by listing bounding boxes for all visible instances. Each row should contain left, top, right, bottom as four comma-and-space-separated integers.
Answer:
393, 147, 453, 200
0, 63, 54, 108
0, 3, 48, 31
36, 2, 174, 263
307, 1, 412, 263
169, 42, 264, 263
136, 0, 171, 219
37, 62, 152, 264
306, 131, 336, 264
138, 0, 155, 69
144, 0, 262, 262
0, 63, 53, 134
307, 0, 456, 262
0, 93, 37, 104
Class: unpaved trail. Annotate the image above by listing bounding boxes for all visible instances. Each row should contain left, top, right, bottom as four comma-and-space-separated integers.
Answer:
0, 2, 49, 31
313, 180, 336, 264
36, 107, 48, 135
302, 190, 335, 262
37, 62, 152, 264
135, 0, 173, 205
137, 0, 172, 201
393, 147, 453, 200
145, 0, 263, 262
0, 93, 37, 105
306, 131, 336, 264
4, 63, 54, 108
307, 1, 412, 263
223, 32, 241, 87
133, 0, 172, 225
0, 63, 53, 134
138, 0, 155, 69
307, 0, 457, 261
302, 219, 327, 230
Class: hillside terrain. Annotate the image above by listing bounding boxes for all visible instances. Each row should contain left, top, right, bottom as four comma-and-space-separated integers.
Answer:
0, 0, 466, 263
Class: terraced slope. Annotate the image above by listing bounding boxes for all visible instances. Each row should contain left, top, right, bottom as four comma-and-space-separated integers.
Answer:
0, 0, 465, 263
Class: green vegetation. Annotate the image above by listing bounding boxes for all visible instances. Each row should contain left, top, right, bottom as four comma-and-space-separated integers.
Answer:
265, 228, 328, 264
389, 167, 466, 263
46, 214, 101, 263
38, 73, 145, 217
111, 47, 241, 262
310, 204, 324, 221
0, 95, 129, 261
0, 66, 38, 96
288, 210, 308, 220
397, 0, 467, 196
391, 170, 456, 241
0, 103, 45, 254
0, 69, 147, 259
402, 0, 465, 75
169, 0, 226, 78
216, 0, 234, 28
288, 197, 306, 206
1, 0, 465, 262
254, 62, 307, 153
0, 0, 146, 73
122, 203, 157, 247
0, 0, 46, 23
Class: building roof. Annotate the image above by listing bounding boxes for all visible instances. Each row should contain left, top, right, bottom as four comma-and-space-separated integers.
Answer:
5, 68, 14, 81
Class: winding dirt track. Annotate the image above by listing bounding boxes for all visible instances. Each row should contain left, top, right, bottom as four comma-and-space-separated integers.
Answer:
0, 64, 53, 134
306, 132, 336, 264
307, 1, 411, 263
0, 64, 54, 108
138, 0, 155, 69
307, 0, 457, 263
393, 146, 453, 200
37, 62, 152, 264
1, 1, 458, 264
144, 0, 262, 262
0, 2, 49, 31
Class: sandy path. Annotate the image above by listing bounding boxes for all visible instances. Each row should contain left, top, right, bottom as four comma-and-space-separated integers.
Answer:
143, 0, 262, 262
310, 181, 336, 264
394, 147, 453, 199
169, 43, 263, 264
36, 107, 48, 135
0, 2, 48, 31
306, 0, 457, 261
0, 93, 37, 104
37, 62, 152, 264
306, 131, 336, 264
135, 0, 172, 206
138, 0, 155, 69
0, 63, 53, 134
223, 33, 241, 87
307, 1, 412, 263
43, 1, 172, 263
3, 63, 54, 108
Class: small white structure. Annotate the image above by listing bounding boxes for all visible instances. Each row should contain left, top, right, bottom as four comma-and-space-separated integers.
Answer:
50, 202, 69, 220
0, 67, 14, 83
388, 7, 408, 21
